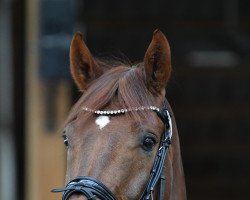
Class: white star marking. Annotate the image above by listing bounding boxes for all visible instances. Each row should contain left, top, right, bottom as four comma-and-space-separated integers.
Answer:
95, 116, 110, 129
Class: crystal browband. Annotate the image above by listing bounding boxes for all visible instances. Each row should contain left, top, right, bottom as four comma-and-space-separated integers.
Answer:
81, 106, 160, 115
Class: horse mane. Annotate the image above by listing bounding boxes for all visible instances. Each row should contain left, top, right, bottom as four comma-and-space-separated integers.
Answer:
65, 58, 158, 125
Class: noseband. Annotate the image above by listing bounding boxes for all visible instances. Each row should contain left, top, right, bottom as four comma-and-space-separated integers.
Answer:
52, 176, 117, 200
52, 100, 172, 200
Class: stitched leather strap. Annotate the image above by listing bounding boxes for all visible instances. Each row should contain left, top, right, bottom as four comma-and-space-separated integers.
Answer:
51, 176, 117, 200
139, 101, 172, 200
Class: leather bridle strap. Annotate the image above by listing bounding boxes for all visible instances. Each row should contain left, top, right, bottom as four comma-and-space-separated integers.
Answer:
51, 176, 117, 200
139, 100, 172, 200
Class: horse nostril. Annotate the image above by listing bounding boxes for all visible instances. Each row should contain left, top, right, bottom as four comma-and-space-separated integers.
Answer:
68, 194, 88, 200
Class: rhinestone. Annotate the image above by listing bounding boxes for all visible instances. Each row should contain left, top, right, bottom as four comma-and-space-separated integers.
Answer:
82, 105, 161, 115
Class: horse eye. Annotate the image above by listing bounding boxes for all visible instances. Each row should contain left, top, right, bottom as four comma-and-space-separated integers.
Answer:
142, 137, 156, 151
63, 135, 69, 147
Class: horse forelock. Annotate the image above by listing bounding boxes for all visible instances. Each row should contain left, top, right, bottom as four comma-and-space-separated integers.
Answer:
65, 59, 159, 126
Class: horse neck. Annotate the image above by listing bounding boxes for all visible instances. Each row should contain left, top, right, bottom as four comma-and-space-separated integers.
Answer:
164, 105, 187, 200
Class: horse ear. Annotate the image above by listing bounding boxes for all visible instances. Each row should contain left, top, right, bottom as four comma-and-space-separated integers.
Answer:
143, 29, 171, 94
70, 32, 102, 91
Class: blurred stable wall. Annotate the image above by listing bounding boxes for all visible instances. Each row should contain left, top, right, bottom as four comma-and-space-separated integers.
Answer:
25, 0, 73, 200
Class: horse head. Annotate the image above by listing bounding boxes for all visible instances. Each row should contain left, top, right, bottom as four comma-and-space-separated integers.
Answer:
52, 30, 186, 200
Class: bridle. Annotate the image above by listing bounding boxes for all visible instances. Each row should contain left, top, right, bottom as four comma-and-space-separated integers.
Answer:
51, 99, 172, 200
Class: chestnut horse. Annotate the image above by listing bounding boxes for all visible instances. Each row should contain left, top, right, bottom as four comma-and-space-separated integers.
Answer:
52, 30, 186, 200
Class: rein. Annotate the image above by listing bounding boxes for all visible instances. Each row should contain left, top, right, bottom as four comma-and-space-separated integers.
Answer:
51, 100, 172, 200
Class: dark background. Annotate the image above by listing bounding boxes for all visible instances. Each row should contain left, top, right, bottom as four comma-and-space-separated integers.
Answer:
7, 0, 250, 199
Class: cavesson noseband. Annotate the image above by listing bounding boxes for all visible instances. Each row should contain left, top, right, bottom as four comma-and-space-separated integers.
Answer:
52, 100, 172, 200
